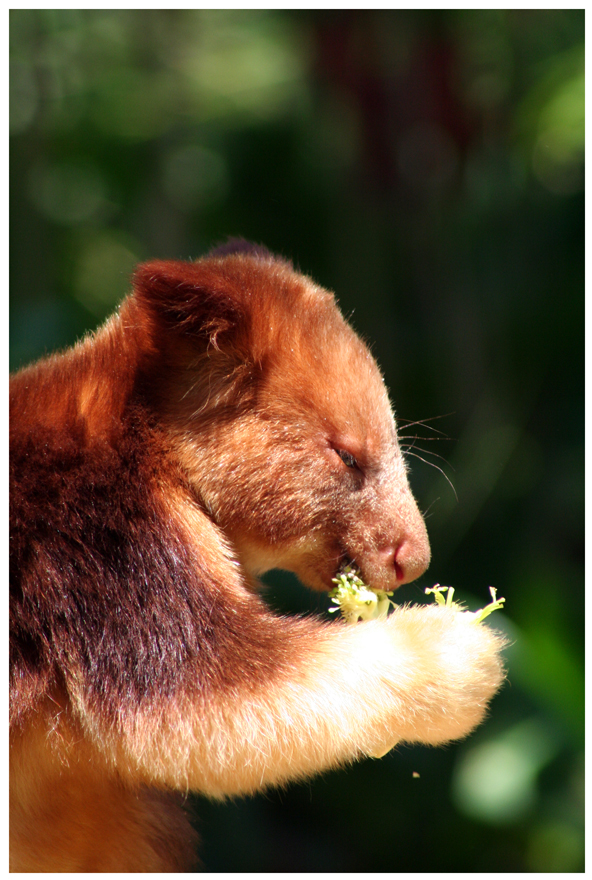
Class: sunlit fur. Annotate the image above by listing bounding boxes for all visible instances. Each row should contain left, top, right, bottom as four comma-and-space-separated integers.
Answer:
10, 242, 506, 871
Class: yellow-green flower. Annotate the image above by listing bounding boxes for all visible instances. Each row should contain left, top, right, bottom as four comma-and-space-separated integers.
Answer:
328, 567, 505, 626
425, 584, 505, 623
329, 564, 394, 624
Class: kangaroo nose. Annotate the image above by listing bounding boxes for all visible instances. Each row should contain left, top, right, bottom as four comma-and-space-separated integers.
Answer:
394, 529, 431, 584
395, 488, 432, 585
377, 525, 431, 586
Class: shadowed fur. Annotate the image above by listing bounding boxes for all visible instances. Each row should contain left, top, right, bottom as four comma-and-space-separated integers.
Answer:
10, 242, 506, 871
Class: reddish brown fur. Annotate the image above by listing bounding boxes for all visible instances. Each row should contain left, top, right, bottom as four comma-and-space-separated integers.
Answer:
10, 242, 506, 871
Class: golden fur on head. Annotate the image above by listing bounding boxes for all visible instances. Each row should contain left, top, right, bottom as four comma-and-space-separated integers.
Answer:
10, 241, 506, 871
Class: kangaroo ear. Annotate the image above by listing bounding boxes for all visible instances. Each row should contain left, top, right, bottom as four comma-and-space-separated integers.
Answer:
132, 259, 247, 345
207, 237, 276, 261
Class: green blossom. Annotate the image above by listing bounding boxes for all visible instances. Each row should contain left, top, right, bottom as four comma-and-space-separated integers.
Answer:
328, 564, 394, 624
328, 568, 505, 626
425, 585, 505, 623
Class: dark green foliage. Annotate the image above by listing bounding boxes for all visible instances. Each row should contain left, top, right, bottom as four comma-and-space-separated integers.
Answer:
10, 9, 583, 871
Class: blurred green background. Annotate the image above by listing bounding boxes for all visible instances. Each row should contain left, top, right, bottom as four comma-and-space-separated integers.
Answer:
10, 9, 584, 872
